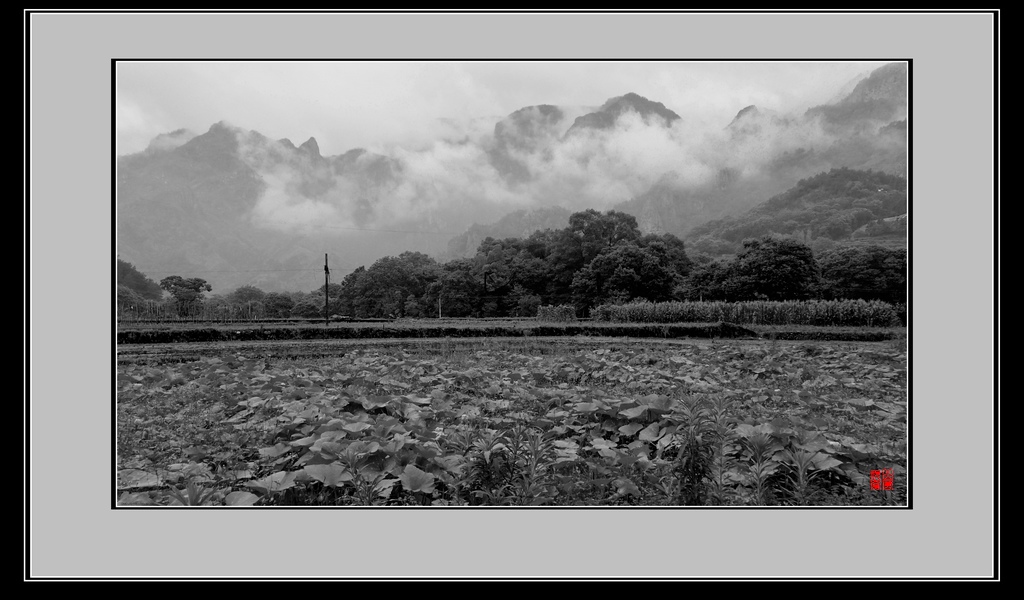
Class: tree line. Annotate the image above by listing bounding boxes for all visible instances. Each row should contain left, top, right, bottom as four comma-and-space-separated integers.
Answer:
117, 208, 906, 321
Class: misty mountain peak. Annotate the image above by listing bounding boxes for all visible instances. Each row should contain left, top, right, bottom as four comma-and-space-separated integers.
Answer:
804, 62, 908, 131
298, 136, 321, 158
602, 93, 681, 123
737, 105, 759, 117
144, 128, 197, 153
493, 104, 566, 151
729, 105, 761, 124
726, 105, 787, 135
178, 120, 241, 164
497, 104, 565, 136
564, 92, 680, 137
839, 62, 907, 105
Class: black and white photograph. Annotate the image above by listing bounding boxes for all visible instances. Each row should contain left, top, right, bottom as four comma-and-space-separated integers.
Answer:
114, 59, 910, 509
27, 10, 997, 581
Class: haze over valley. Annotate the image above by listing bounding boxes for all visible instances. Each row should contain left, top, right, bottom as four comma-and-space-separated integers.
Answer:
116, 61, 907, 294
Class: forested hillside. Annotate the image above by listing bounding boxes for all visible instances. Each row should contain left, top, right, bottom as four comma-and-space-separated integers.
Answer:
685, 168, 907, 258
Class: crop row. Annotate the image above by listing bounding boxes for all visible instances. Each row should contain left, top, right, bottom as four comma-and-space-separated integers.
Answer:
591, 300, 906, 327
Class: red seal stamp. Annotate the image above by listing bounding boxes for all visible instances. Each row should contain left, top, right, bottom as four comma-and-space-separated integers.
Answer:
870, 468, 894, 491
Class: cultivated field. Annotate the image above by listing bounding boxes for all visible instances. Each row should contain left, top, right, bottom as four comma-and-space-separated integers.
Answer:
116, 334, 908, 507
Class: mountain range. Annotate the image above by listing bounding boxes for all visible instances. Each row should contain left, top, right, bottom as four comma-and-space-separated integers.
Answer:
116, 62, 907, 293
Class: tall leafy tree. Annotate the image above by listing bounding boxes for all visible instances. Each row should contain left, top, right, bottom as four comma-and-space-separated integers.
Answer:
638, 233, 692, 278
263, 292, 296, 318
535, 210, 643, 303
725, 236, 820, 301
227, 285, 266, 304
159, 276, 212, 314
290, 294, 324, 318
335, 252, 440, 318
677, 260, 732, 301
571, 242, 677, 311
568, 209, 642, 264
336, 267, 369, 317
426, 259, 479, 318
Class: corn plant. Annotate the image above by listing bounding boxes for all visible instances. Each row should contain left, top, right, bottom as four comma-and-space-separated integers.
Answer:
590, 299, 902, 327
776, 448, 822, 506
503, 425, 559, 506
670, 396, 718, 505
462, 430, 514, 505
706, 396, 742, 506
740, 432, 782, 505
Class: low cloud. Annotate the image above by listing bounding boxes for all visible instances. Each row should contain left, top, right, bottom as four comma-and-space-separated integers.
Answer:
145, 129, 197, 153
230, 96, 901, 244
250, 164, 344, 228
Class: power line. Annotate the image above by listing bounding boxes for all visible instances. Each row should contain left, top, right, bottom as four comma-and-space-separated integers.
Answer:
125, 267, 326, 274
297, 224, 463, 235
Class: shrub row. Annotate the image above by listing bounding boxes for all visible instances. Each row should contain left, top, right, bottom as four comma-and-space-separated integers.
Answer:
590, 299, 904, 327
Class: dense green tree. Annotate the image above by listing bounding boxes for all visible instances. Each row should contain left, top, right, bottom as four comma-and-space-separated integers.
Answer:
116, 259, 164, 300
468, 236, 556, 314
638, 233, 692, 278
426, 259, 479, 318
227, 285, 266, 304
335, 252, 440, 318
203, 296, 231, 319
159, 276, 212, 315
508, 284, 542, 317
262, 292, 296, 318
335, 267, 368, 317
676, 260, 732, 301
235, 300, 265, 319
726, 236, 820, 301
290, 294, 324, 318
817, 245, 907, 303
571, 242, 678, 311
116, 284, 145, 308
525, 210, 643, 303
568, 209, 642, 263
507, 245, 550, 294
403, 294, 424, 318
369, 252, 440, 317
315, 283, 345, 297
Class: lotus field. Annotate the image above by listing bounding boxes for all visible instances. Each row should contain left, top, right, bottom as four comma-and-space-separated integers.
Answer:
116, 337, 908, 507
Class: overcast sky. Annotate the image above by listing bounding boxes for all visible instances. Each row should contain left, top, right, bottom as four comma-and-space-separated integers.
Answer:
115, 60, 888, 157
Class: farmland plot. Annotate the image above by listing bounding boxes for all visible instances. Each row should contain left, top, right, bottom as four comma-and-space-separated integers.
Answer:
116, 338, 908, 507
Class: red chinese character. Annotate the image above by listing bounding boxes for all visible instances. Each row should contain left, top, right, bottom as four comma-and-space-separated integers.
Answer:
870, 470, 881, 491
882, 468, 894, 491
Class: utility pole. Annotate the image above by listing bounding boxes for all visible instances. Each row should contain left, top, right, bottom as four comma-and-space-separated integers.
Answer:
481, 270, 489, 316
324, 253, 330, 327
